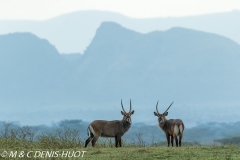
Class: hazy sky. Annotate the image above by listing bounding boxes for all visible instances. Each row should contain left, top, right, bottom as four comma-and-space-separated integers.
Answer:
0, 0, 240, 20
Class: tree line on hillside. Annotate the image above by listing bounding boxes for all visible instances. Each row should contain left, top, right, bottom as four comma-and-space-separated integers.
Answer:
1, 120, 240, 147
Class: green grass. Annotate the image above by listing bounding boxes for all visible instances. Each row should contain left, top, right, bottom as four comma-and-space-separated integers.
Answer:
82, 145, 240, 160
1, 145, 240, 159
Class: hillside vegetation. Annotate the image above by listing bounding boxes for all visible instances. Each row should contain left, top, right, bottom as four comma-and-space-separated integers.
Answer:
1, 120, 240, 145
1, 120, 240, 159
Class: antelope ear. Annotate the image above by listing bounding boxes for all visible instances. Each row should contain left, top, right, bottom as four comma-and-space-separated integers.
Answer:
121, 111, 125, 115
131, 110, 134, 115
154, 112, 158, 116
164, 112, 168, 116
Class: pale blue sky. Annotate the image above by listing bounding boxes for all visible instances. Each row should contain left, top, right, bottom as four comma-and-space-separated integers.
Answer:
0, 0, 240, 20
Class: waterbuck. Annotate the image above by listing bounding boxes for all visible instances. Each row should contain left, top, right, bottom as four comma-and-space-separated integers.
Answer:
154, 101, 184, 147
84, 99, 134, 148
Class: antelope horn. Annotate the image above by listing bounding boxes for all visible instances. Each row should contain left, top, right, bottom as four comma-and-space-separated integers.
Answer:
164, 101, 174, 114
129, 99, 132, 112
121, 99, 127, 113
156, 100, 160, 114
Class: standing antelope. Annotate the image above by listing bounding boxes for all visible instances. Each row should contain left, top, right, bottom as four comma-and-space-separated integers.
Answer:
154, 101, 184, 147
84, 99, 134, 148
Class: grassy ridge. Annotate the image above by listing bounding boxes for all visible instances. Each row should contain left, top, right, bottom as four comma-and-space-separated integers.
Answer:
0, 124, 240, 160
83, 145, 240, 160
1, 145, 239, 159
0, 137, 240, 159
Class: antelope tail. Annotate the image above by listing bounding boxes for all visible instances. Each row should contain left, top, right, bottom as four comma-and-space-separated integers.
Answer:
179, 125, 183, 134
174, 125, 184, 135
87, 125, 95, 138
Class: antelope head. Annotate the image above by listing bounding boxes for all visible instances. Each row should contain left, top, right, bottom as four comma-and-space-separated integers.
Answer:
154, 101, 174, 124
121, 99, 134, 124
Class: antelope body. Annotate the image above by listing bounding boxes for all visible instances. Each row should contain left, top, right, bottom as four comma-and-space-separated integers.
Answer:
154, 101, 184, 147
84, 100, 134, 148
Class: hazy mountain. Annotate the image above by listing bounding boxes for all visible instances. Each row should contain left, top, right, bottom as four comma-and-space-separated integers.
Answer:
78, 22, 240, 104
76, 22, 240, 126
61, 53, 82, 62
0, 10, 239, 53
0, 22, 240, 127
0, 33, 77, 114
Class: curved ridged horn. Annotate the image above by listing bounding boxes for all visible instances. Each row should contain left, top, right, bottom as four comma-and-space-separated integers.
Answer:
156, 100, 160, 114
129, 99, 132, 112
121, 99, 127, 113
164, 101, 174, 114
